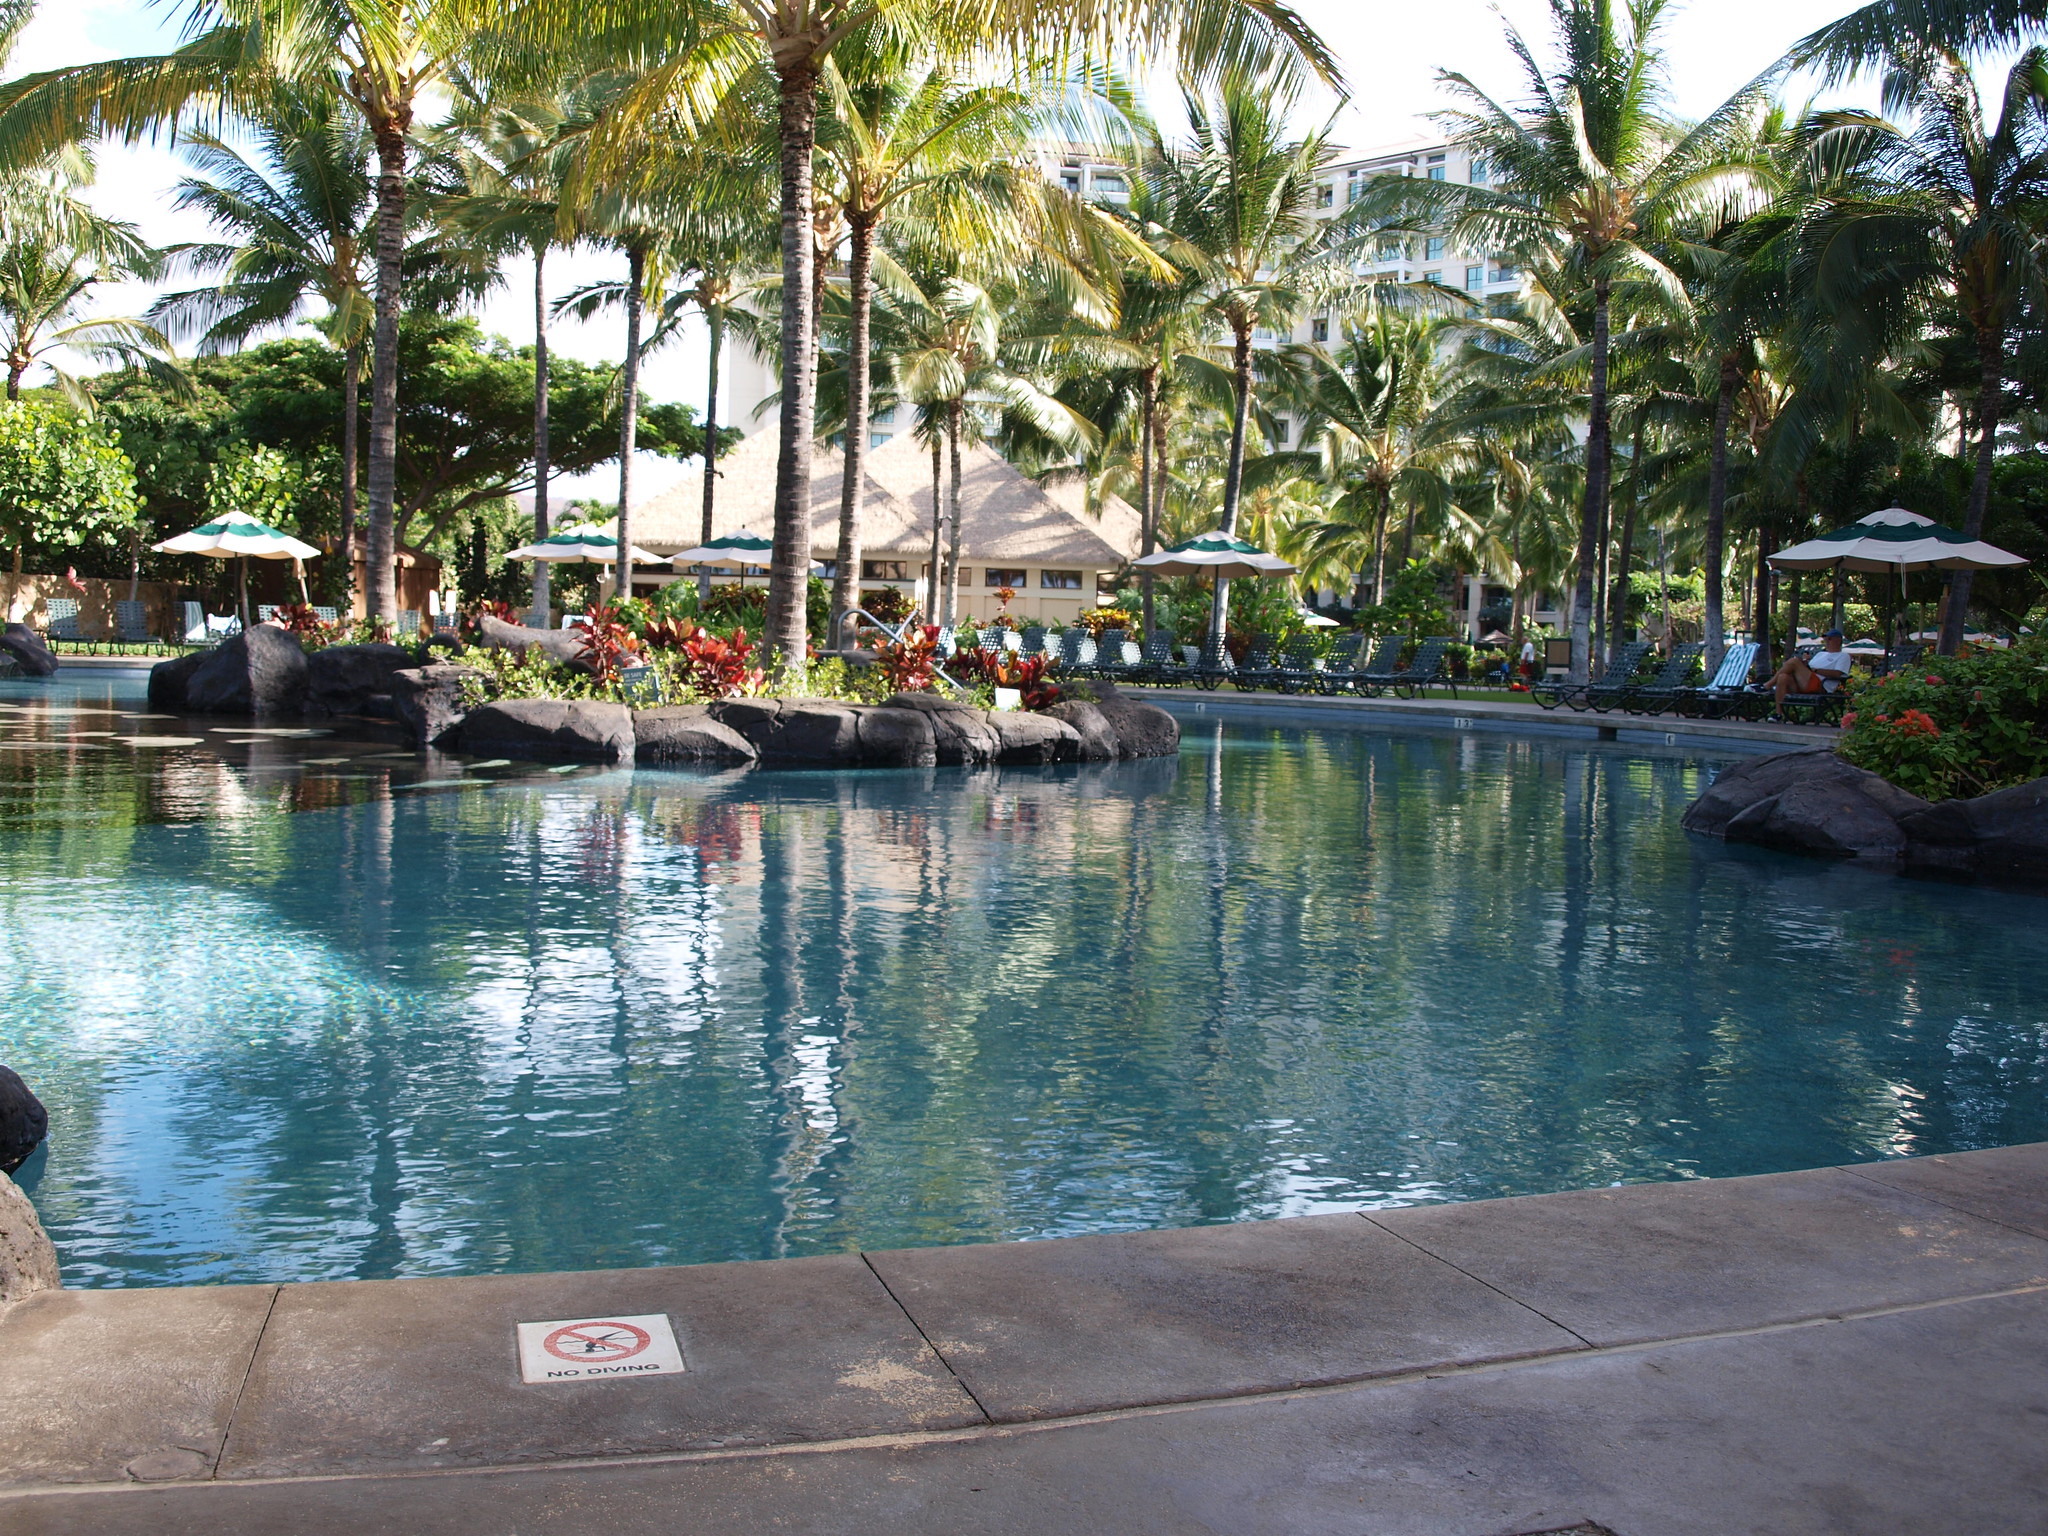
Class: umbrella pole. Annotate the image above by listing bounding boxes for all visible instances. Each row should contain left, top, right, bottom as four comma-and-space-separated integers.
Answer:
239, 556, 250, 629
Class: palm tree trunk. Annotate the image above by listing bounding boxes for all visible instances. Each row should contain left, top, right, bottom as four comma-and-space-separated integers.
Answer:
1138, 365, 1157, 639
1371, 488, 1388, 605
1568, 275, 1613, 685
945, 400, 964, 625
1703, 354, 1738, 677
1608, 416, 1641, 656
1938, 337, 2004, 656
699, 303, 722, 601
832, 213, 875, 650
613, 244, 644, 604
927, 431, 943, 621
340, 344, 360, 615
530, 247, 551, 624
5, 364, 20, 400
364, 115, 409, 623
1208, 323, 1255, 659
766, 57, 821, 674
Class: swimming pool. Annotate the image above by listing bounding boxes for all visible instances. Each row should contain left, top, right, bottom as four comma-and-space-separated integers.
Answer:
5, 672, 2046, 1287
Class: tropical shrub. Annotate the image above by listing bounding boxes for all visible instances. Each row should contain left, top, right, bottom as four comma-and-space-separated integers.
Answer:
875, 625, 941, 691
859, 586, 913, 624
679, 625, 765, 698
948, 647, 1064, 709
572, 603, 642, 686
1837, 639, 2048, 800
1075, 606, 1137, 636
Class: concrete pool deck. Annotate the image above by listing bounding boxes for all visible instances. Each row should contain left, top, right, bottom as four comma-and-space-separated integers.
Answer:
2, 1144, 2045, 1533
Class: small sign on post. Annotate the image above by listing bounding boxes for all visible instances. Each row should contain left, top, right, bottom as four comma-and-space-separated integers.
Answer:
516, 1313, 686, 1384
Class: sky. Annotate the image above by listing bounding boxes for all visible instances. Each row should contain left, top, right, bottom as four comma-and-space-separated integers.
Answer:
13, 0, 1889, 505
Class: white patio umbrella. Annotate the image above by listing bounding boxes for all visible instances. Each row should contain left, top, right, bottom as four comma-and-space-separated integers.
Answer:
153, 515, 322, 628
669, 529, 775, 586
507, 522, 660, 564
1769, 507, 2027, 647
1134, 532, 1296, 660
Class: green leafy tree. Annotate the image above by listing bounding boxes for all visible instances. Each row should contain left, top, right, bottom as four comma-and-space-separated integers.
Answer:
0, 398, 140, 594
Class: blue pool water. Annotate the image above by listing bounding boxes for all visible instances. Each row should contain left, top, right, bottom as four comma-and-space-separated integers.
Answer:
4, 672, 2046, 1288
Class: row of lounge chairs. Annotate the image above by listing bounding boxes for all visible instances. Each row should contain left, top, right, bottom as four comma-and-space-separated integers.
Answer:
1531, 639, 1925, 722
928, 625, 1463, 697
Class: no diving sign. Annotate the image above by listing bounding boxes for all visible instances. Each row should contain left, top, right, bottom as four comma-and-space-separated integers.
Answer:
516, 1313, 685, 1384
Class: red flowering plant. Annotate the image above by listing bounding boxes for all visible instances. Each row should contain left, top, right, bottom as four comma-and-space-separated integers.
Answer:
271, 602, 331, 639
679, 625, 766, 698
572, 602, 643, 687
875, 625, 942, 692
1837, 637, 2048, 800
946, 647, 1064, 710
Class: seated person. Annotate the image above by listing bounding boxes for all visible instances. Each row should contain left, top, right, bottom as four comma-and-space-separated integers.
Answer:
1770, 628, 1852, 711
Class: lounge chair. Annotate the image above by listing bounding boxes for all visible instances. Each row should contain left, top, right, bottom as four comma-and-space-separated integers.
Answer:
113, 600, 153, 645
1132, 631, 1185, 686
1090, 628, 1132, 680
1020, 624, 1048, 658
1227, 632, 1281, 691
43, 598, 84, 649
1620, 643, 1704, 716
180, 601, 207, 645
1384, 636, 1457, 700
397, 610, 422, 638
1534, 639, 1651, 711
1323, 635, 1401, 695
1057, 629, 1087, 671
313, 606, 339, 627
1271, 634, 1326, 694
1310, 632, 1364, 692
1881, 641, 1925, 676
1673, 641, 1762, 719
204, 614, 242, 645
1581, 640, 1656, 713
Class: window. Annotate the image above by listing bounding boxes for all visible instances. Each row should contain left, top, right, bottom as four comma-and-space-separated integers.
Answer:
872, 404, 897, 424
1090, 173, 1126, 195
1273, 418, 1291, 445
814, 560, 837, 579
1060, 172, 1080, 192
1486, 293, 1517, 318
1488, 260, 1519, 284
1470, 159, 1490, 184
869, 433, 891, 448
1317, 183, 1334, 207
1040, 569, 1082, 590
1422, 270, 1442, 285
1465, 265, 1485, 291
1310, 316, 1329, 342
862, 560, 909, 580
1347, 174, 1365, 204
743, 564, 769, 577
1427, 154, 1447, 182
1425, 236, 1445, 261
985, 568, 1026, 588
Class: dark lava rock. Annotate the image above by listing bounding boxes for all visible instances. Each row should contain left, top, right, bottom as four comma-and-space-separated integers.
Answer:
1901, 776, 2048, 884
987, 709, 1081, 764
878, 691, 1000, 766
0, 1066, 47, 1174
0, 623, 57, 677
1089, 683, 1181, 758
708, 699, 872, 766
476, 614, 591, 671
1043, 700, 1121, 762
390, 663, 482, 748
157, 627, 311, 716
305, 643, 413, 717
1680, 748, 1925, 838
850, 706, 938, 767
456, 699, 634, 763
1723, 778, 1912, 861
633, 705, 759, 766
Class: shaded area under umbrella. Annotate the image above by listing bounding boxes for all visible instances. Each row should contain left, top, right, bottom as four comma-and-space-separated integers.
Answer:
1134, 532, 1296, 661
153, 515, 322, 629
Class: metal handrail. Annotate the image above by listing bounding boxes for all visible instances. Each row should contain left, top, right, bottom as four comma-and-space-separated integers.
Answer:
833, 606, 969, 696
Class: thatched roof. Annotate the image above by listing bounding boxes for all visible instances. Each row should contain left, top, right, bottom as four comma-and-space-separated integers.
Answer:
619, 429, 1140, 569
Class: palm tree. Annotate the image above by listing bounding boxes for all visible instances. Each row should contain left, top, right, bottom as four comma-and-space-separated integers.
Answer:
150, 90, 376, 596
1146, 76, 1342, 653
1784, 50, 2048, 653
0, 206, 171, 400
0, 0, 630, 618
1361, 0, 1773, 682
437, 75, 592, 620
1289, 311, 1477, 608
814, 40, 1046, 645
580, 2, 1341, 673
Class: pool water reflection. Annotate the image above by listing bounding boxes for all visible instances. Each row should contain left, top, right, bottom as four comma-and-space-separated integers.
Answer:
4, 673, 2047, 1287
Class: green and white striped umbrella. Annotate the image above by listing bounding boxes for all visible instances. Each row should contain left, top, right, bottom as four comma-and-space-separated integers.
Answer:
1768, 508, 2028, 574
507, 522, 659, 563
153, 515, 322, 561
1132, 531, 1295, 579
669, 529, 775, 570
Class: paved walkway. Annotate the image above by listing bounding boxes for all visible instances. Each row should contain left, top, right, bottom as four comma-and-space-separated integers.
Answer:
1136, 687, 1837, 752
3, 1144, 2044, 1533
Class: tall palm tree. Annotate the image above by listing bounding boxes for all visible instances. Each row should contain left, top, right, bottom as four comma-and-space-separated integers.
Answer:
1362, 0, 1773, 681
1147, 76, 1341, 652
581, 1, 1341, 673
150, 90, 376, 594
1785, 50, 2048, 653
0, 190, 171, 400
0, 0, 636, 617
